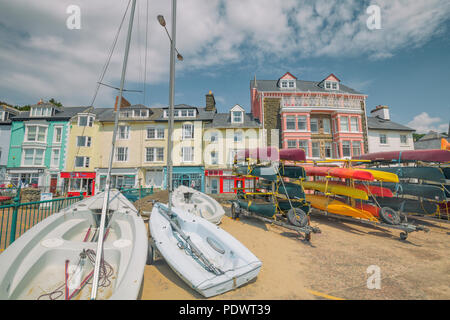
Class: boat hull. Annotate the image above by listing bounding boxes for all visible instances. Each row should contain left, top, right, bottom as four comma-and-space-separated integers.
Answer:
368, 167, 446, 183
304, 166, 374, 181
374, 197, 439, 215
354, 149, 450, 163
171, 186, 225, 224
0, 191, 148, 300
149, 203, 262, 298
301, 181, 369, 200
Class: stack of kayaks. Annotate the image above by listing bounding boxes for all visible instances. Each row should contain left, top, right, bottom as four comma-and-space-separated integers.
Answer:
353, 149, 450, 217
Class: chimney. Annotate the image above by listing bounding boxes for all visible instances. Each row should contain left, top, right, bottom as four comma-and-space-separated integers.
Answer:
205, 90, 216, 112
370, 105, 390, 120
114, 95, 131, 111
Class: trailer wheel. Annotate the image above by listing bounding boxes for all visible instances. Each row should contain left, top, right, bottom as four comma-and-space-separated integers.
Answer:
400, 232, 408, 241
380, 207, 401, 225
231, 202, 240, 220
287, 208, 308, 228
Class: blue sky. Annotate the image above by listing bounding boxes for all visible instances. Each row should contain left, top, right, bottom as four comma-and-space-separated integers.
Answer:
0, 0, 449, 133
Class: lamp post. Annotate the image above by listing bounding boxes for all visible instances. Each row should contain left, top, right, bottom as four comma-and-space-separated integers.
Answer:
157, 1, 182, 212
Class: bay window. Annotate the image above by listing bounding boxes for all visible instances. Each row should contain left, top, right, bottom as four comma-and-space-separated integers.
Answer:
26, 125, 47, 142
23, 148, 45, 166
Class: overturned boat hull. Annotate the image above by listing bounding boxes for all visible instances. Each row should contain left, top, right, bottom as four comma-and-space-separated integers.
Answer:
149, 202, 261, 298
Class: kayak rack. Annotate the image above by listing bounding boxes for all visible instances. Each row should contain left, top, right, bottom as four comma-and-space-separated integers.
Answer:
229, 200, 321, 241
310, 208, 429, 240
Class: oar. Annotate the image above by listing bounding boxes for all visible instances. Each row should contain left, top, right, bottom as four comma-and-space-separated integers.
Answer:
156, 203, 224, 275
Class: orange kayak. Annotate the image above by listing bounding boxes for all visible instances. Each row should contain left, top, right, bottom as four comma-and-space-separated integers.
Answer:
305, 194, 378, 221
329, 181, 393, 198
304, 166, 374, 181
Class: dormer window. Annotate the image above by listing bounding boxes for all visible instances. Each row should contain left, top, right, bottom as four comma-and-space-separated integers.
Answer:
163, 108, 196, 118
31, 107, 53, 117
324, 80, 339, 91
232, 111, 243, 123
78, 114, 94, 127
280, 80, 295, 89
133, 109, 148, 118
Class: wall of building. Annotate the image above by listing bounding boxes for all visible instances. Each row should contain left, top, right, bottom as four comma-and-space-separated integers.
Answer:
368, 130, 414, 153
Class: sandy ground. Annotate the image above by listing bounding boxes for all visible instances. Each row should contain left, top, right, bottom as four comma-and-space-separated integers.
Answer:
138, 192, 450, 300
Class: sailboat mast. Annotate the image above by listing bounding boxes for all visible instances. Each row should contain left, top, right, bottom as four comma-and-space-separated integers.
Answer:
167, 0, 177, 212
90, 0, 137, 300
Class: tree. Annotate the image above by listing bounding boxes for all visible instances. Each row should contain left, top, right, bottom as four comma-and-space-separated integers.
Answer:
413, 133, 425, 142
49, 98, 63, 107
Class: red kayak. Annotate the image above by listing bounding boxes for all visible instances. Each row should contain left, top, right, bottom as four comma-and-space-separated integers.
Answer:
236, 147, 279, 161
354, 149, 450, 163
279, 148, 306, 162
354, 202, 380, 218
330, 181, 393, 198
304, 166, 374, 181
0, 196, 12, 202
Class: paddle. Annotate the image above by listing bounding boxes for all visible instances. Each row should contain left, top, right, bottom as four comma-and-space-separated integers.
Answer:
155, 203, 224, 276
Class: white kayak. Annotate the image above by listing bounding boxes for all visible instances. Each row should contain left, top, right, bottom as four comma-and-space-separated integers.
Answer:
0, 190, 148, 300
171, 186, 225, 224
149, 202, 262, 298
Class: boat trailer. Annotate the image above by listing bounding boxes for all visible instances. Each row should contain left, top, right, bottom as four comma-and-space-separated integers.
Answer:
310, 208, 429, 240
229, 200, 321, 242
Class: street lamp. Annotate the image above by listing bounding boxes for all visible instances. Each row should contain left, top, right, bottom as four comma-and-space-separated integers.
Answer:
157, 14, 183, 61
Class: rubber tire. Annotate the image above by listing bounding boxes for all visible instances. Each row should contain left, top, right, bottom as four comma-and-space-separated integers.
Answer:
287, 208, 308, 228
231, 202, 240, 220
380, 207, 401, 225
400, 232, 408, 241
146, 240, 155, 265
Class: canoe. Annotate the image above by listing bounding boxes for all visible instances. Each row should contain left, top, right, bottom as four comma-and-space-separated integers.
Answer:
235, 165, 278, 181
353, 149, 450, 163
149, 202, 262, 298
368, 167, 446, 183
301, 181, 369, 200
278, 165, 306, 179
374, 197, 439, 215
357, 169, 399, 183
171, 186, 225, 224
305, 194, 377, 221
237, 197, 277, 217
329, 181, 393, 198
303, 166, 374, 181
279, 148, 306, 162
236, 147, 279, 162
370, 182, 446, 201
276, 181, 307, 199
0, 190, 148, 300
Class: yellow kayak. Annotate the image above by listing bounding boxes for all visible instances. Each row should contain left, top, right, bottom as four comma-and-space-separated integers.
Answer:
305, 194, 378, 221
300, 181, 368, 200
358, 169, 399, 183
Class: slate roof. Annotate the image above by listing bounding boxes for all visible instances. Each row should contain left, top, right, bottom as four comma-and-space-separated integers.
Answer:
154, 104, 216, 122
12, 106, 90, 121
204, 113, 261, 129
367, 116, 415, 132
416, 131, 448, 141
250, 79, 363, 95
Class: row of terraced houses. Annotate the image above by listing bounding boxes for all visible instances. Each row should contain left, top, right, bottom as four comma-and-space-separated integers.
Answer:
0, 72, 416, 196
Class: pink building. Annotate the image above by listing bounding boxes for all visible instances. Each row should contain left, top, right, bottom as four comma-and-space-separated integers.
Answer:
250, 72, 369, 159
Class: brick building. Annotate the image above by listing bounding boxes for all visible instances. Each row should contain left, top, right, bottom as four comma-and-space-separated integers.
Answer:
250, 72, 369, 159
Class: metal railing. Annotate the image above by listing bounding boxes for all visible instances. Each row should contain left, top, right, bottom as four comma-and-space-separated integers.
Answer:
0, 194, 83, 252
120, 186, 154, 202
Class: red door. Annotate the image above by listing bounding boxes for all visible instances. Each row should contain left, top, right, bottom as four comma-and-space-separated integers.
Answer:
50, 176, 58, 194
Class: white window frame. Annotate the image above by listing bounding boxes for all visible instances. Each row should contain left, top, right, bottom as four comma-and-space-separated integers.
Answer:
118, 125, 130, 140
323, 118, 331, 134
379, 134, 388, 145
53, 126, 63, 144
310, 118, 319, 133
22, 148, 45, 166
75, 156, 90, 168
352, 141, 361, 157
286, 116, 296, 130
115, 147, 128, 162
234, 131, 243, 143
25, 124, 48, 143
51, 148, 60, 168
146, 126, 165, 139
287, 140, 297, 149
231, 111, 244, 124
297, 116, 307, 131
311, 142, 320, 158
298, 140, 309, 157
181, 146, 194, 163
400, 134, 408, 145
342, 141, 351, 157
340, 116, 349, 132
350, 117, 359, 132
145, 147, 164, 162
78, 115, 94, 127
182, 123, 194, 140
76, 136, 91, 147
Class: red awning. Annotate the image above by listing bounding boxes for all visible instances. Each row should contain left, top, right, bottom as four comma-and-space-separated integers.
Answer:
60, 172, 96, 179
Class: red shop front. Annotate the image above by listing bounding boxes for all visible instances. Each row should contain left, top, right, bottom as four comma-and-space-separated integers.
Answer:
60, 172, 96, 197
205, 170, 257, 194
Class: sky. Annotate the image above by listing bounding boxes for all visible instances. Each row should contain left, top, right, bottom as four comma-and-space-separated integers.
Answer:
0, 0, 449, 134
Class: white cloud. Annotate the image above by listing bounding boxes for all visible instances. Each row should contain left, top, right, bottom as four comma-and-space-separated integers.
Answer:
407, 112, 449, 134
0, 0, 449, 106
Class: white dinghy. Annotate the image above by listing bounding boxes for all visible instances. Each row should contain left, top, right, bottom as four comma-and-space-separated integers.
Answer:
149, 202, 262, 298
0, 190, 148, 300
171, 186, 225, 224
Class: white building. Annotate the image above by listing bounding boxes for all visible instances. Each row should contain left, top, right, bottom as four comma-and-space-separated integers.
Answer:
367, 105, 415, 153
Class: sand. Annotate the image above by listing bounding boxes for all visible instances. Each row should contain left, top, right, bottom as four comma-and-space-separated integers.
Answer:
139, 193, 450, 300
